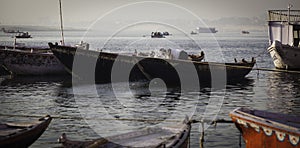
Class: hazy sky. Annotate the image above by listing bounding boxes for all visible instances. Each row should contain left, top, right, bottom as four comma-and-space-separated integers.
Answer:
0, 0, 299, 28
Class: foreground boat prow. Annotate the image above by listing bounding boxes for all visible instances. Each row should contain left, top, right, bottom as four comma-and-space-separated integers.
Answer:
0, 115, 52, 148
230, 107, 300, 148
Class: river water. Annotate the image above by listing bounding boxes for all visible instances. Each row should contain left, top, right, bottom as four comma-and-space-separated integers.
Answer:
0, 31, 300, 148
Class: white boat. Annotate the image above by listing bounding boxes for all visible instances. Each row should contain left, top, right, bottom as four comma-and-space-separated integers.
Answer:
267, 6, 300, 70
196, 27, 218, 33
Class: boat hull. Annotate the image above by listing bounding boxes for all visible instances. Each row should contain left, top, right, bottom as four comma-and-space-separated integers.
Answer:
0, 49, 68, 75
268, 41, 300, 70
0, 115, 52, 148
230, 108, 300, 148
49, 43, 255, 85
58, 118, 191, 148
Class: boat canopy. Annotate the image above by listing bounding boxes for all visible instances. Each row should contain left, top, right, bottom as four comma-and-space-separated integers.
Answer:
268, 10, 300, 22
268, 10, 300, 47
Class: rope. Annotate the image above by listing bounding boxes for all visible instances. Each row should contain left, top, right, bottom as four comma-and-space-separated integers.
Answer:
199, 121, 204, 148
253, 67, 300, 74
134, 58, 152, 81
0, 113, 234, 124
253, 48, 269, 77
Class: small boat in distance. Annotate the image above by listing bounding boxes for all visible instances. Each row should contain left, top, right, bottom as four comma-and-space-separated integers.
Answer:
197, 27, 218, 33
0, 115, 52, 148
267, 6, 300, 70
230, 107, 300, 148
190, 31, 198, 35
15, 32, 31, 38
242, 30, 250, 34
1, 28, 22, 34
151, 31, 165, 38
58, 117, 191, 148
163, 31, 171, 36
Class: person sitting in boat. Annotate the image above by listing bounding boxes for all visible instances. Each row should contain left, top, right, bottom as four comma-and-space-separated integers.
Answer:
188, 51, 205, 62
167, 48, 189, 60
241, 57, 256, 63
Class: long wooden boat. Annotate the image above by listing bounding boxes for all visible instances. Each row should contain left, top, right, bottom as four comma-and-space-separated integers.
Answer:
0, 47, 68, 75
230, 107, 300, 148
0, 115, 52, 148
58, 117, 191, 147
49, 42, 255, 85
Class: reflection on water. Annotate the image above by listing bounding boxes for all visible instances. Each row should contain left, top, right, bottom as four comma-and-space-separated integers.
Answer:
267, 72, 300, 114
1, 68, 300, 148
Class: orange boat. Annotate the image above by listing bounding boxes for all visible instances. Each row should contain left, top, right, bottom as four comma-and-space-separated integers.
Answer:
230, 107, 300, 148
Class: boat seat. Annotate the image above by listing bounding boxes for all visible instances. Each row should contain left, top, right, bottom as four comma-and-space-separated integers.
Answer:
5, 122, 37, 128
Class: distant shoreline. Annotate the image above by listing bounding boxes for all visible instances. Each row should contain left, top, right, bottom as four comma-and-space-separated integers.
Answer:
0, 25, 86, 32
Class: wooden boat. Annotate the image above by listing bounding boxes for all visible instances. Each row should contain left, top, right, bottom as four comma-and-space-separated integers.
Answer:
0, 115, 52, 148
0, 45, 48, 75
0, 45, 49, 51
58, 117, 191, 148
0, 47, 68, 75
267, 8, 300, 70
242, 31, 250, 34
230, 107, 300, 148
49, 42, 255, 85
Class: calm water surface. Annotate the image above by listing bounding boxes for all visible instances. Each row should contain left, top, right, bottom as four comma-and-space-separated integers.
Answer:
0, 31, 300, 148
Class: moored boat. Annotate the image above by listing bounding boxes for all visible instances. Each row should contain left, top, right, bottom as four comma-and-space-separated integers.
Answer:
267, 7, 300, 70
0, 47, 68, 75
58, 117, 191, 147
0, 115, 52, 148
230, 107, 300, 148
49, 42, 255, 85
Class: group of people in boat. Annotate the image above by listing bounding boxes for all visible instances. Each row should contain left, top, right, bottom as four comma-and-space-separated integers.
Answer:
151, 32, 165, 38
133, 48, 205, 62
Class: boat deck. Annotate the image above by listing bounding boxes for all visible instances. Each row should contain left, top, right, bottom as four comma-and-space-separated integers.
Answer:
233, 107, 300, 133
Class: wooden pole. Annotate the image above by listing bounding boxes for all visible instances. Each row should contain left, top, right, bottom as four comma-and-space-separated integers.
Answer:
287, 4, 293, 45
59, 0, 65, 45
